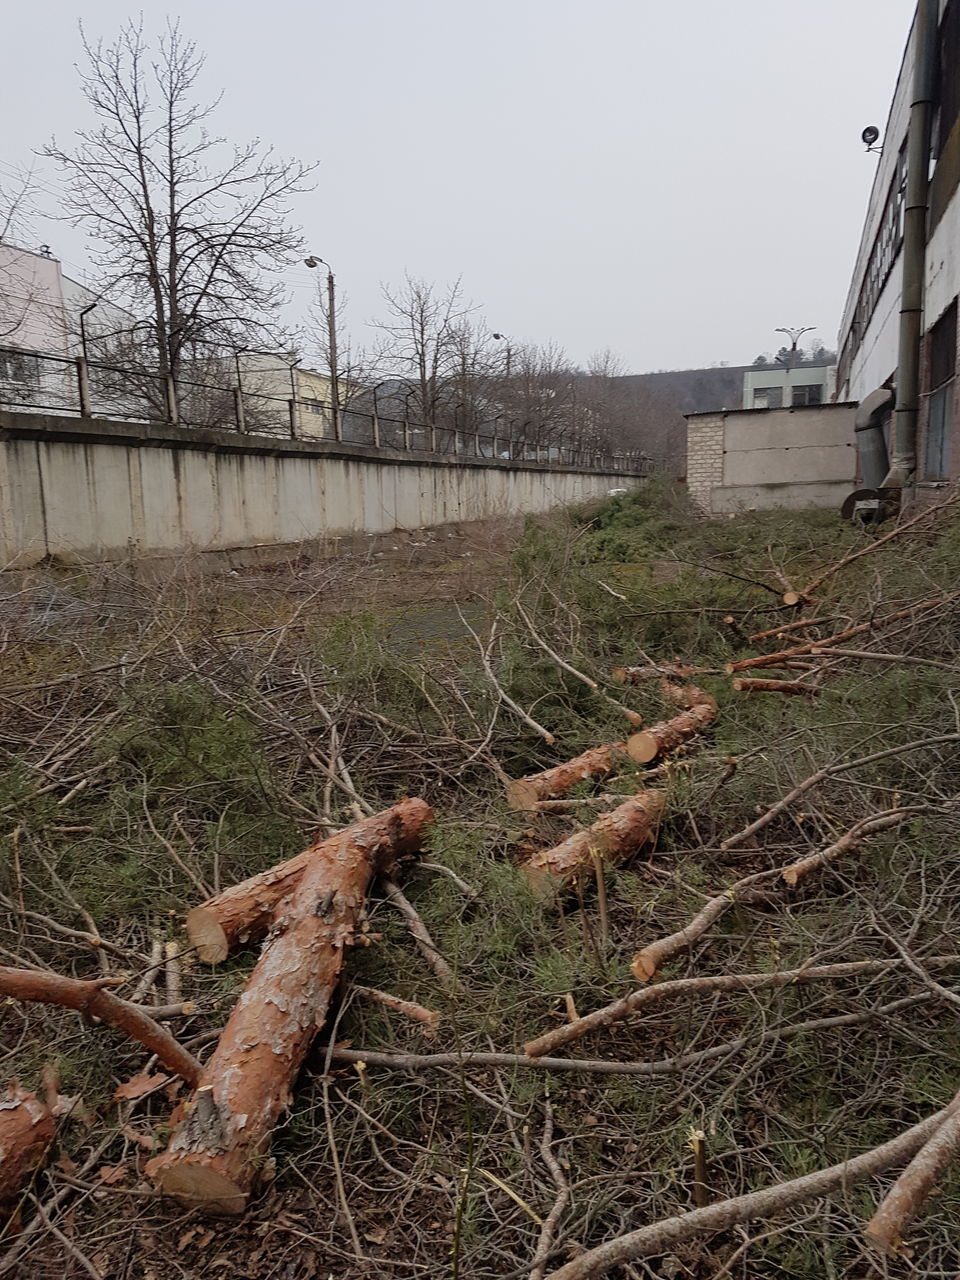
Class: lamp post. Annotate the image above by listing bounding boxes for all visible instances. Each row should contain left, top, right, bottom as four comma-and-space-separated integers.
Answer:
78, 303, 97, 365
774, 326, 815, 408
305, 255, 340, 440
492, 331, 512, 379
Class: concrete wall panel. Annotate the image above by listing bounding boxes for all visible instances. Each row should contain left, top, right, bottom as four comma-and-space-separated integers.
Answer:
1, 413, 642, 566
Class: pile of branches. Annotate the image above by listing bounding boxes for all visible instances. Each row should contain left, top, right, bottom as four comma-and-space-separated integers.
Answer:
2, 492, 960, 1277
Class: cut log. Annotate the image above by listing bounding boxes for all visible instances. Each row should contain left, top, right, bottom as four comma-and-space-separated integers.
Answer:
626, 688, 716, 765
0, 1083, 56, 1204
732, 677, 819, 699
186, 799, 433, 964
147, 799, 432, 1213
524, 791, 665, 899
0, 966, 200, 1085
506, 744, 630, 811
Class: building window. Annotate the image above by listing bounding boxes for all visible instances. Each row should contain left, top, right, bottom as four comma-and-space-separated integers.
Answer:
302, 398, 325, 415
790, 384, 823, 407
753, 386, 783, 409
925, 302, 956, 481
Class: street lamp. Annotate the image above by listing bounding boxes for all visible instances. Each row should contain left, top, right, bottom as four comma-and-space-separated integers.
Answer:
305, 255, 340, 439
78, 303, 97, 364
492, 332, 512, 379
774, 326, 816, 408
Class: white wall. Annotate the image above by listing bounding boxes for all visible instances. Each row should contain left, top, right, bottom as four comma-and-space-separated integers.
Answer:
0, 247, 67, 354
686, 406, 856, 513
0, 417, 643, 567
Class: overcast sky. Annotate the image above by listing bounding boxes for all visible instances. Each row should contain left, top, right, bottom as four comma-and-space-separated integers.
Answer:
3, 0, 914, 372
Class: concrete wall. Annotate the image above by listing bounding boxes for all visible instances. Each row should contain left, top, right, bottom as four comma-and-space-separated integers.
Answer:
0, 411, 644, 568
685, 404, 856, 513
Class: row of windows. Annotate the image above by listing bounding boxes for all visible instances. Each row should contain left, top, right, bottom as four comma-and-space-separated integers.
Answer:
752, 383, 823, 410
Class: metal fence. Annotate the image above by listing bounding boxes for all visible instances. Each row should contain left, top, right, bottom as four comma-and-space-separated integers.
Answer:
0, 345, 653, 474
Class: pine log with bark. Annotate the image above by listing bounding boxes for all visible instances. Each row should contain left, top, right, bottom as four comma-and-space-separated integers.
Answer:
147, 799, 433, 1212
524, 791, 665, 899
506, 744, 630, 811
626, 685, 717, 765
0, 1084, 56, 1205
186, 799, 432, 963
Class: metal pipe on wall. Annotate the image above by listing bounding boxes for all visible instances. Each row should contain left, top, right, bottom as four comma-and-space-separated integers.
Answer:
885, 0, 939, 488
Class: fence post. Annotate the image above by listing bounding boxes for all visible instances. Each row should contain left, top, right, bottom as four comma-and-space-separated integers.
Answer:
474, 429, 481, 458
233, 387, 246, 433
372, 408, 381, 449
288, 398, 297, 438
164, 374, 179, 426
430, 423, 437, 453
75, 356, 92, 418
403, 417, 410, 451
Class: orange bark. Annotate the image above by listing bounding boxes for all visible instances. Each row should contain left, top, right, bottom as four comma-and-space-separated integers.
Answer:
147, 800, 433, 1213
524, 791, 665, 899
626, 689, 716, 765
731, 677, 819, 699
0, 1084, 56, 1204
506, 744, 630, 811
0, 966, 200, 1085
186, 799, 433, 963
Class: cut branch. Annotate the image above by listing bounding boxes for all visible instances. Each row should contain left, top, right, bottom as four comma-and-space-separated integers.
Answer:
0, 966, 200, 1084
524, 954, 960, 1059
542, 1096, 960, 1279
186, 799, 433, 963
147, 802, 431, 1212
524, 791, 665, 899
381, 877, 458, 992
781, 809, 913, 887
865, 1082, 960, 1255
726, 596, 953, 675
785, 487, 960, 605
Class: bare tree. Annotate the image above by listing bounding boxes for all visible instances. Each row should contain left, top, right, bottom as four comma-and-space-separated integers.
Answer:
374, 275, 475, 426
45, 20, 315, 383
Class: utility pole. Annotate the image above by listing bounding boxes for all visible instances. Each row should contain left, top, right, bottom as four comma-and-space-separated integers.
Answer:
306, 255, 341, 440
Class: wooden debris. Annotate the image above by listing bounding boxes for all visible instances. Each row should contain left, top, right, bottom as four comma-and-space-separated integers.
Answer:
0, 1083, 56, 1205
186, 799, 433, 964
523, 954, 958, 1059
381, 876, 457, 991
524, 791, 665, 899
626, 687, 716, 765
781, 809, 911, 887
725, 596, 952, 676
865, 1090, 960, 1255
353, 984, 441, 1032
0, 966, 200, 1084
506, 744, 631, 811
732, 677, 820, 698
147, 801, 431, 1213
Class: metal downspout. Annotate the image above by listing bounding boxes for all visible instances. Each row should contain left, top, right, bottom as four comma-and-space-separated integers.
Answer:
885, 0, 939, 489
